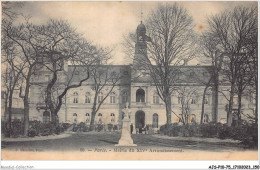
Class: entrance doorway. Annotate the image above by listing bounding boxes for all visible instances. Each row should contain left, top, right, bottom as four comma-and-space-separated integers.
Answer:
135, 111, 145, 129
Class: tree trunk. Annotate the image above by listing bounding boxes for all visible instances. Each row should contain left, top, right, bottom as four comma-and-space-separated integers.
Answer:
165, 93, 172, 125
7, 90, 14, 137
237, 92, 242, 121
90, 110, 97, 131
227, 85, 235, 126
212, 81, 219, 123
23, 67, 33, 136
4, 90, 9, 122
46, 63, 58, 125
255, 79, 258, 124
200, 85, 209, 124
90, 93, 98, 131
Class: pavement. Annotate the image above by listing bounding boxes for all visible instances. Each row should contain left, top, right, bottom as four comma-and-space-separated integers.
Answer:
1, 132, 251, 152
153, 134, 241, 144
1, 133, 71, 142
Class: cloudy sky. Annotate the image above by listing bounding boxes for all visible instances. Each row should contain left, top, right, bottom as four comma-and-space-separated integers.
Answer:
7, 1, 257, 65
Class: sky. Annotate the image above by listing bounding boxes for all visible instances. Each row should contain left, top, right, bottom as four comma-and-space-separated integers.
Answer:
6, 1, 257, 65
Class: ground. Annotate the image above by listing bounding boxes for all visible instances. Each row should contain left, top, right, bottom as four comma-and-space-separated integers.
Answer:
1, 132, 254, 152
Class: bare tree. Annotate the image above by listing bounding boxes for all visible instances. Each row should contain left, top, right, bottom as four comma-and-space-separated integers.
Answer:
1, 39, 26, 136
89, 65, 121, 131
199, 33, 227, 123
27, 19, 102, 124
123, 3, 197, 125
1, 0, 25, 137
206, 6, 257, 126
175, 86, 199, 125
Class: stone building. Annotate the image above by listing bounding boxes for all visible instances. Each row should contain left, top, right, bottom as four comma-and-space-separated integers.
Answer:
26, 22, 256, 131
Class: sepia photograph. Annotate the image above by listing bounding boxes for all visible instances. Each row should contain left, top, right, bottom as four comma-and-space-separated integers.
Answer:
0, 0, 258, 166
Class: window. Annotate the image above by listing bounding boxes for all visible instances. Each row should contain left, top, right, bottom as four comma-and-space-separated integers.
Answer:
98, 113, 102, 123
73, 92, 78, 103
86, 113, 90, 123
204, 96, 209, 104
233, 96, 238, 105
43, 111, 50, 123
85, 92, 91, 103
122, 91, 128, 103
73, 113, 77, 123
153, 93, 159, 104
98, 93, 103, 103
178, 96, 182, 104
191, 96, 197, 104
136, 88, 145, 102
45, 75, 50, 82
152, 113, 159, 128
250, 93, 256, 104
110, 113, 115, 122
203, 114, 209, 123
110, 92, 116, 104
189, 114, 196, 123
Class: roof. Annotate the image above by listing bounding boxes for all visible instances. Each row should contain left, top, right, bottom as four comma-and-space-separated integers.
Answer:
67, 64, 213, 86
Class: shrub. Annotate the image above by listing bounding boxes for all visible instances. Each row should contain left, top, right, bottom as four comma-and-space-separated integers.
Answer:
107, 124, 113, 132
199, 122, 221, 138
72, 124, 79, 132
12, 119, 24, 138
28, 128, 37, 137
78, 122, 86, 132
83, 125, 90, 132
62, 123, 71, 131
113, 125, 118, 131
97, 124, 103, 132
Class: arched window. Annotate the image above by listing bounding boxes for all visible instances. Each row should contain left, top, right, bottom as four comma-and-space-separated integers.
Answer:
86, 113, 90, 123
73, 92, 78, 103
189, 114, 196, 123
98, 92, 103, 103
122, 90, 128, 103
152, 113, 159, 128
136, 88, 145, 102
43, 111, 50, 123
110, 92, 116, 104
203, 114, 209, 123
98, 113, 102, 123
153, 92, 159, 104
85, 92, 91, 103
73, 113, 77, 123
111, 113, 115, 122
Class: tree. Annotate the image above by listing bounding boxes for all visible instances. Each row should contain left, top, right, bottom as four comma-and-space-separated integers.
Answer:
206, 6, 257, 126
175, 86, 199, 125
89, 65, 121, 131
29, 19, 101, 124
1, 38, 26, 137
200, 33, 227, 123
123, 3, 197, 125
2, 2, 27, 136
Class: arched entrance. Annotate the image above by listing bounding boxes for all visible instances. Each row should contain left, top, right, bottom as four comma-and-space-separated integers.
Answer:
135, 111, 145, 129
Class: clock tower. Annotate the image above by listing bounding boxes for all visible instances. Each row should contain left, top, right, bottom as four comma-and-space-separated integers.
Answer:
133, 21, 150, 67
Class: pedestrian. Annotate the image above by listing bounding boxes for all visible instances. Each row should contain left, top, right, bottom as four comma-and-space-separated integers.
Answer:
130, 123, 133, 134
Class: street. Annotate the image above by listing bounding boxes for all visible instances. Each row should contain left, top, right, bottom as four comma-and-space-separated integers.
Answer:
1, 132, 252, 152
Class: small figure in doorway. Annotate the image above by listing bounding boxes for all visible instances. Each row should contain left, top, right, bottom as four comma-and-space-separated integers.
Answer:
130, 123, 133, 134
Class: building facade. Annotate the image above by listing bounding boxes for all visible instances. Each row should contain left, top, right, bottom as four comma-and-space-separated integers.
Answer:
25, 22, 256, 131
